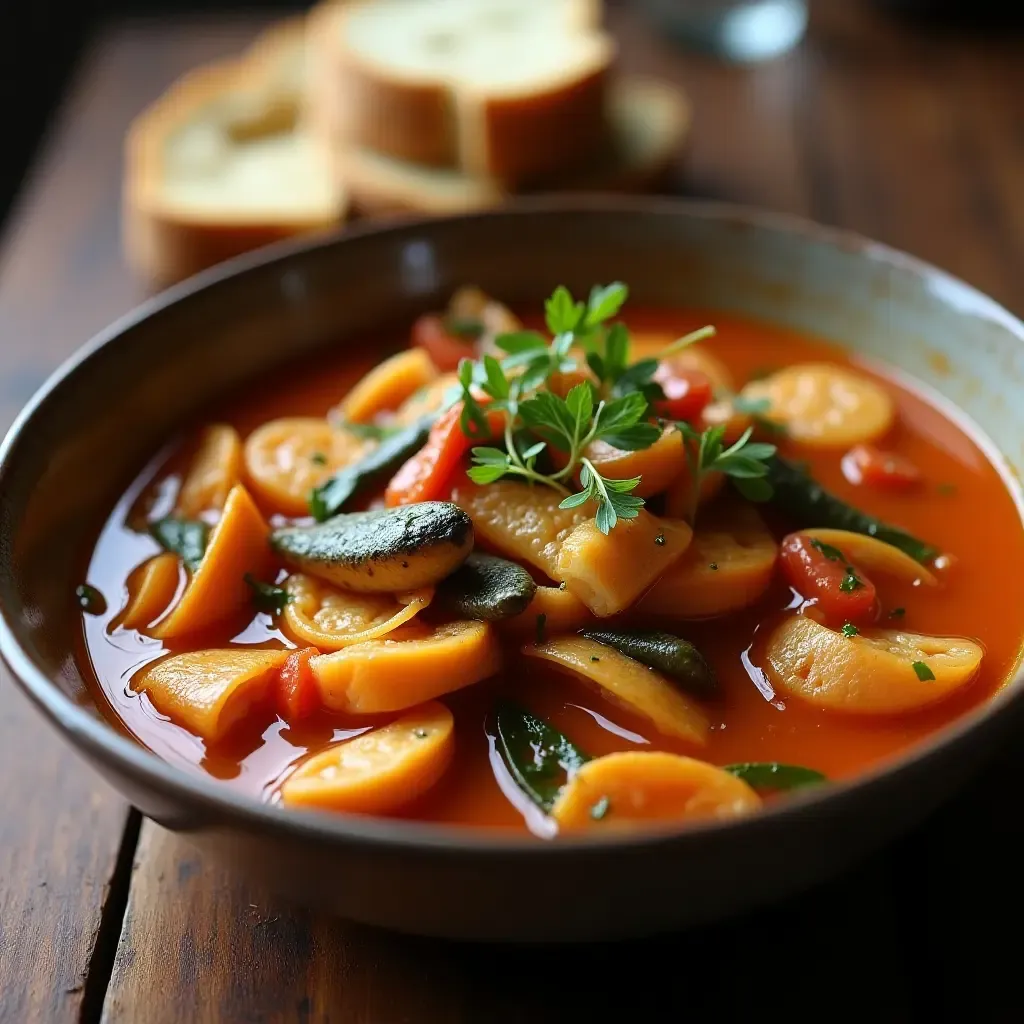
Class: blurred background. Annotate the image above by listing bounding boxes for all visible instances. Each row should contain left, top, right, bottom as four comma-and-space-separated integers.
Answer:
4, 0, 1022, 237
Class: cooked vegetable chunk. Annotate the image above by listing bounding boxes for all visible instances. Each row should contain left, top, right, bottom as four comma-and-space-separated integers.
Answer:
497, 585, 594, 638
556, 512, 692, 617
244, 417, 370, 516
436, 552, 537, 621
337, 347, 438, 423
779, 532, 879, 626
580, 629, 716, 697
582, 427, 688, 498
134, 647, 288, 742
740, 363, 894, 447
154, 484, 273, 638
764, 456, 938, 564
280, 702, 454, 813
271, 501, 473, 593
639, 501, 777, 619
453, 480, 590, 580
282, 573, 432, 651
176, 424, 242, 518
799, 528, 938, 587
524, 636, 710, 745
311, 620, 501, 713
764, 615, 984, 714
117, 553, 182, 631
551, 752, 761, 832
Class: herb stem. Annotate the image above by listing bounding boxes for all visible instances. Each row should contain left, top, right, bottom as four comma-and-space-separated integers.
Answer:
656, 325, 716, 359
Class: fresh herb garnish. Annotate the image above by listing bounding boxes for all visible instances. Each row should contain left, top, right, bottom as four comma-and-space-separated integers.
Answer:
336, 419, 400, 442
654, 533, 665, 546
840, 568, 864, 592
675, 423, 776, 526
655, 325, 717, 359
150, 516, 209, 572
731, 394, 788, 437
709, 562, 719, 571
414, 728, 429, 739
76, 583, 107, 616
590, 655, 600, 662
244, 574, 291, 616
723, 762, 826, 791
841, 622, 859, 638
810, 538, 845, 562
590, 796, 611, 820
444, 315, 484, 340
889, 607, 906, 619
310, 451, 328, 466
912, 660, 935, 681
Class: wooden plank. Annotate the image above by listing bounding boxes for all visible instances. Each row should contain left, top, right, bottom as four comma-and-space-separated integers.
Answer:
0, 16, 277, 1022
102, 820, 914, 1024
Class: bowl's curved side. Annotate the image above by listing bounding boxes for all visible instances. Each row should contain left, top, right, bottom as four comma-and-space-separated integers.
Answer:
1, 198, 1022, 940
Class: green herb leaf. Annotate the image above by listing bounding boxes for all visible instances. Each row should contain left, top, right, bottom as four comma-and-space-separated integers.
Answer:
585, 282, 629, 327
481, 355, 510, 401
912, 660, 936, 681
723, 762, 827, 791
841, 622, 859, 638
840, 568, 864, 592
495, 702, 591, 812
444, 315, 484, 340
310, 451, 328, 466
731, 395, 771, 416
150, 516, 209, 572
565, 381, 594, 437
709, 562, 719, 571
545, 286, 585, 335
310, 414, 435, 520
810, 538, 846, 562
76, 583, 107, 616
656, 325, 716, 358
244, 574, 291, 616
335, 419, 398, 442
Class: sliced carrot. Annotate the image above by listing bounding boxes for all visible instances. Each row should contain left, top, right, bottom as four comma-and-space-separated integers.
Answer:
117, 553, 183, 632
176, 424, 243, 519
134, 647, 288, 742
277, 646, 321, 722
153, 484, 274, 638
280, 702, 455, 814
551, 752, 761, 832
385, 401, 505, 506
339, 348, 438, 423
310, 620, 502, 714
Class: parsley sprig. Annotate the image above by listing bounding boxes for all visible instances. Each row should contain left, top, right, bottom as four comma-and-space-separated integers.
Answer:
676, 423, 777, 526
454, 283, 774, 533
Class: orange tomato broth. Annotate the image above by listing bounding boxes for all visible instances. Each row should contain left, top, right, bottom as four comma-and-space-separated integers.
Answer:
77, 308, 1024, 834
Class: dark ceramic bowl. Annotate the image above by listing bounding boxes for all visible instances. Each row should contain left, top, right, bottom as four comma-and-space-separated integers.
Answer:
2, 198, 1023, 942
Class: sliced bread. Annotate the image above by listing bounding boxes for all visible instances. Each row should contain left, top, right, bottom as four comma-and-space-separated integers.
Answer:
310, 0, 614, 187
336, 77, 691, 216
124, 21, 346, 287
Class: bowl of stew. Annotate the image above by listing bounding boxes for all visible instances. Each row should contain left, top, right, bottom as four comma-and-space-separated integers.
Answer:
2, 198, 1023, 941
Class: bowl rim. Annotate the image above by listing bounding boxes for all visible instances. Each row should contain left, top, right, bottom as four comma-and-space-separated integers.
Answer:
2, 194, 1023, 857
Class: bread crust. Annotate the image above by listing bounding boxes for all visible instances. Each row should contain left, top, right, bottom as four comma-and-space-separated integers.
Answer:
312, 0, 616, 186
124, 23, 345, 286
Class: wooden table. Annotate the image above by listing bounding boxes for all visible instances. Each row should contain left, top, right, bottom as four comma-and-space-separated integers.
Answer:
1, 5, 1021, 1021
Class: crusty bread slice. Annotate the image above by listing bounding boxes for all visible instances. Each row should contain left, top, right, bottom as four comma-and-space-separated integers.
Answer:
311, 0, 614, 187
124, 20, 346, 287
336, 77, 690, 216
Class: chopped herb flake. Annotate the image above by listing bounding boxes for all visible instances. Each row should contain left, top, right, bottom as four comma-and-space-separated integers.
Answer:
590, 796, 611, 820
912, 660, 935, 681
654, 533, 666, 546
244, 574, 291, 616
414, 728, 429, 739
310, 451, 328, 466
840, 568, 864, 592
841, 622, 859, 638
150, 516, 209, 572
558, 581, 567, 590
76, 583, 106, 616
590, 655, 600, 662
709, 562, 719, 571
889, 607, 906, 619
810, 538, 845, 563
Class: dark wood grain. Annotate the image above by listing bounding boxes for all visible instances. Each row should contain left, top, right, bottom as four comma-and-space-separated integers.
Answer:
1, 2, 1021, 1020
0, 15, 278, 1023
